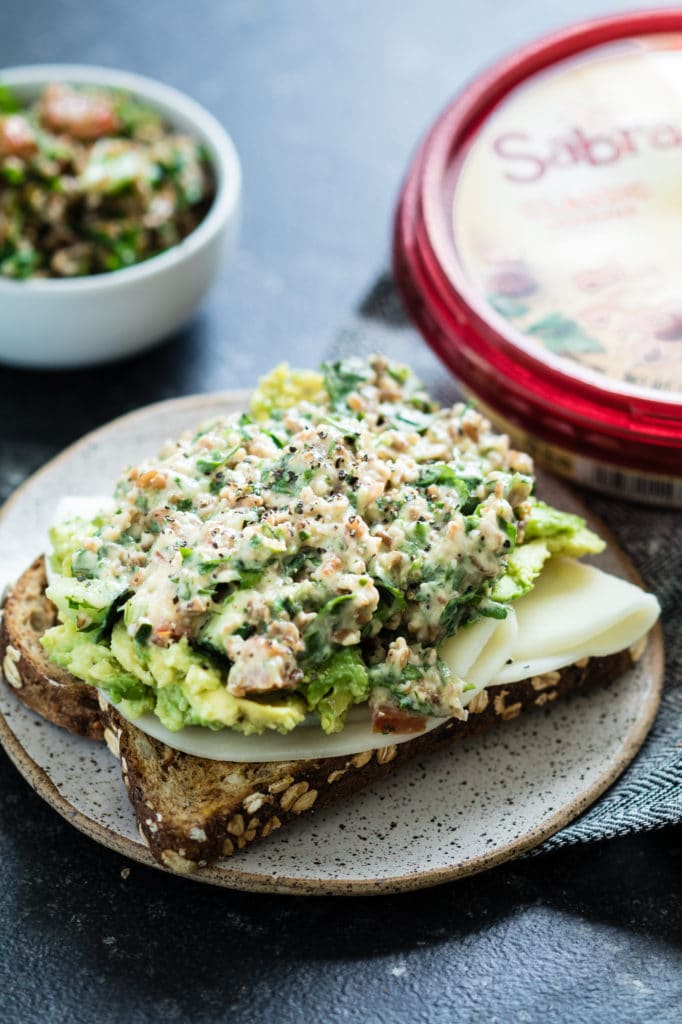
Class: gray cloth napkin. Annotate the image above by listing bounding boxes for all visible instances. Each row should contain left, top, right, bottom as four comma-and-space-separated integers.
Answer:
325, 272, 681, 850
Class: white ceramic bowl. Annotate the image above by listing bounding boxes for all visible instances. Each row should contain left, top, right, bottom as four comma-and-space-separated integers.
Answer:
0, 64, 241, 369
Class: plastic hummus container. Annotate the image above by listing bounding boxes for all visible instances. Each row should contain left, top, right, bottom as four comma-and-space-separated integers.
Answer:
394, 10, 682, 507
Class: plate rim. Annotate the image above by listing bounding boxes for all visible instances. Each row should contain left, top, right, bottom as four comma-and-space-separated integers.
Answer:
0, 390, 666, 895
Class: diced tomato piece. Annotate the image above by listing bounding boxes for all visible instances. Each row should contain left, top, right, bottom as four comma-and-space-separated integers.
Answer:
41, 83, 119, 140
0, 115, 37, 158
371, 703, 427, 734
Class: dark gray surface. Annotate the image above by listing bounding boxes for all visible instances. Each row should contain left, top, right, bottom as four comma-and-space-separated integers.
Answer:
1, 3, 681, 1022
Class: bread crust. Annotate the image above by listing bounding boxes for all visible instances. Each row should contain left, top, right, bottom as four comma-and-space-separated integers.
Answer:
0, 556, 635, 873
0, 557, 104, 740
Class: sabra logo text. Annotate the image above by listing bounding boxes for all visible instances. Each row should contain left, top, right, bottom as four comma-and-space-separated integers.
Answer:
492, 124, 682, 183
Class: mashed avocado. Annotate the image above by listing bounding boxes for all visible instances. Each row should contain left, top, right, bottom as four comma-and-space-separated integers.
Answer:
249, 363, 326, 421
492, 500, 605, 602
40, 356, 606, 735
302, 649, 370, 734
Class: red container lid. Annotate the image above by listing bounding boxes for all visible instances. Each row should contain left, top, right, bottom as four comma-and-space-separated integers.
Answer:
394, 10, 682, 478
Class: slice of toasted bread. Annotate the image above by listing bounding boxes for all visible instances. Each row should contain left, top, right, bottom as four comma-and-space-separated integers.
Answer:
98, 648, 632, 873
0, 557, 634, 873
0, 557, 103, 740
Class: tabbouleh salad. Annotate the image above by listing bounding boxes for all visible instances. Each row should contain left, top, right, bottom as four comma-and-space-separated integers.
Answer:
0, 81, 213, 279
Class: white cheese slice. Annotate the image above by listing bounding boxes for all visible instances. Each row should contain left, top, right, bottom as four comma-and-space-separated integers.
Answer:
492, 557, 660, 685
440, 609, 517, 707
48, 498, 659, 762
112, 702, 446, 762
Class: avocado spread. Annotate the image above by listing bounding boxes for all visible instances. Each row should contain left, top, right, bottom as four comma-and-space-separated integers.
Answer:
41, 356, 604, 735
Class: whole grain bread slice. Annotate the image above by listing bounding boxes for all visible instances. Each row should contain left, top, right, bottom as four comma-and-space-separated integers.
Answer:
0, 556, 636, 874
0, 557, 103, 740
99, 648, 633, 873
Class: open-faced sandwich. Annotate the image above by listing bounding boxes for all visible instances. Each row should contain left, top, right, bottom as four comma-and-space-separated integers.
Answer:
0, 356, 660, 873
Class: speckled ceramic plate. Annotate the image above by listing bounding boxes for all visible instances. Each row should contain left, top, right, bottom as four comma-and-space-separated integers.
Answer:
0, 393, 664, 895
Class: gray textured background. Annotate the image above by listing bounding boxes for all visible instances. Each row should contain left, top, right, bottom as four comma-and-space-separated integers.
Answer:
0, 3, 680, 1022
